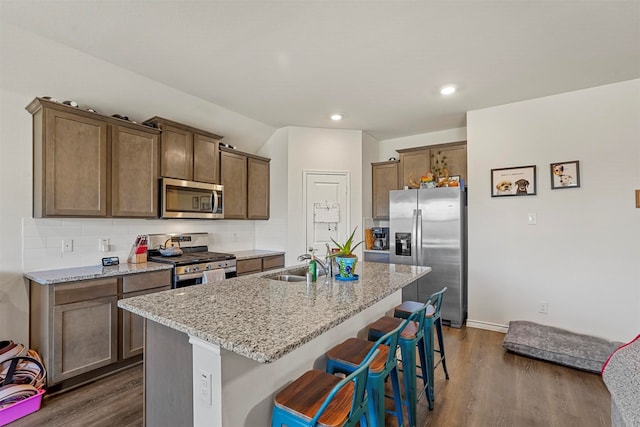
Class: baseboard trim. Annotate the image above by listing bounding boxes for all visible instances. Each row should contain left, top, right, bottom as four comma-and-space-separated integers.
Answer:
466, 319, 509, 333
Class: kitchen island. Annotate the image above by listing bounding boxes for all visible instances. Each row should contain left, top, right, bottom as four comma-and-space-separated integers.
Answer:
118, 261, 431, 426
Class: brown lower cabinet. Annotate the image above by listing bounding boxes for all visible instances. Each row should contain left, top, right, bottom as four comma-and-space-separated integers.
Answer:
120, 270, 172, 359
236, 254, 285, 276
29, 269, 172, 389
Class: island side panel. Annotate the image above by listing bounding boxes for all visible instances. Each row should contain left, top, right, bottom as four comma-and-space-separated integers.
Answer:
145, 320, 193, 426
189, 291, 402, 427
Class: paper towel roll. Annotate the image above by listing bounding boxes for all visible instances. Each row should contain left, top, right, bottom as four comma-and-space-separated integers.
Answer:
202, 269, 226, 284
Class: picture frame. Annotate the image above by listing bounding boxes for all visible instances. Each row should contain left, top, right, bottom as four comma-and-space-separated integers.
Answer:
550, 160, 580, 189
491, 165, 536, 197
192, 196, 200, 209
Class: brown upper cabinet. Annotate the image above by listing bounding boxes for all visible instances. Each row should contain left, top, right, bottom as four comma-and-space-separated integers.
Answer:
397, 141, 467, 188
111, 126, 159, 217
247, 156, 270, 220
372, 160, 399, 220
27, 98, 161, 218
220, 147, 270, 220
144, 117, 222, 184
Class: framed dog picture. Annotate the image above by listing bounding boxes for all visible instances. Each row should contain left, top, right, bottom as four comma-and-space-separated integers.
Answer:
491, 165, 537, 197
550, 160, 580, 189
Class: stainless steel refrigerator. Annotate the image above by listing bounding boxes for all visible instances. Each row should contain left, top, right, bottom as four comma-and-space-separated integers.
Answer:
390, 187, 467, 328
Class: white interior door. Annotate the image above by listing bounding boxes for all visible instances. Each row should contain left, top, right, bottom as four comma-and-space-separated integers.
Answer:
304, 171, 349, 257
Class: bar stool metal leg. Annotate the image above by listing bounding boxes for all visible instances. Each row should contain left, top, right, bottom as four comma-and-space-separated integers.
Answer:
367, 302, 431, 427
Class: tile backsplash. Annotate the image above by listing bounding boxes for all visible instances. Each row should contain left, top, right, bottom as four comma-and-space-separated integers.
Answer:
22, 217, 256, 272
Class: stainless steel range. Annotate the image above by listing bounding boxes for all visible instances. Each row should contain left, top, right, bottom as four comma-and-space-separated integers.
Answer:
147, 233, 236, 288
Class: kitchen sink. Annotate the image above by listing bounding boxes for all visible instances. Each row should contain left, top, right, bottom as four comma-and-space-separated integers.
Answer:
267, 274, 307, 282
263, 266, 326, 282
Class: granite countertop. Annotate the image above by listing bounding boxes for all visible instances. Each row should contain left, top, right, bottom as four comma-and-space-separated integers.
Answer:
25, 262, 174, 285
234, 249, 285, 260
118, 261, 430, 363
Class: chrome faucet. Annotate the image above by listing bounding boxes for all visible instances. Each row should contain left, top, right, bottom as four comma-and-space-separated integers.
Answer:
297, 249, 331, 282
297, 253, 312, 262
314, 258, 329, 278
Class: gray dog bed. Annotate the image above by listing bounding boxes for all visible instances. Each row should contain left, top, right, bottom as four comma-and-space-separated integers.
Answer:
503, 320, 622, 373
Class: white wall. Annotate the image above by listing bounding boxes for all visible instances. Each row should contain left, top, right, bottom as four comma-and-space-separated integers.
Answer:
255, 128, 289, 254
361, 132, 379, 227
286, 127, 365, 265
0, 24, 277, 344
378, 127, 467, 162
467, 79, 640, 341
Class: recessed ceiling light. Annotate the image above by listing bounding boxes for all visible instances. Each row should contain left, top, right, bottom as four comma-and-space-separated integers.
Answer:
440, 85, 456, 95
330, 114, 342, 121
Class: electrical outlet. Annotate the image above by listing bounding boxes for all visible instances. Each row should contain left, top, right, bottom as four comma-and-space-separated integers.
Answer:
232, 232, 238, 242
199, 369, 212, 406
62, 239, 73, 253
538, 301, 549, 314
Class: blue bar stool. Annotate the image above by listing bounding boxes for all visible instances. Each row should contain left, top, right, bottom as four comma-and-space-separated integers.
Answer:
326, 314, 418, 426
367, 299, 431, 427
394, 287, 449, 407
271, 348, 380, 427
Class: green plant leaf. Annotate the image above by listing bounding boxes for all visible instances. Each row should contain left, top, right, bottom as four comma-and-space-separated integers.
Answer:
327, 226, 364, 257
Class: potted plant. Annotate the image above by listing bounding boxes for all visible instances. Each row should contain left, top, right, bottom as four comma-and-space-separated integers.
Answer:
328, 227, 364, 279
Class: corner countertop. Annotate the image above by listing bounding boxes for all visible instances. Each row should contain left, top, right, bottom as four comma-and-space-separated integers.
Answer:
234, 249, 285, 260
24, 262, 174, 285
118, 261, 431, 364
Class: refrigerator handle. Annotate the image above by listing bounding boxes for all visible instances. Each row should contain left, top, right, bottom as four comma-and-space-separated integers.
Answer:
416, 208, 423, 263
411, 209, 418, 265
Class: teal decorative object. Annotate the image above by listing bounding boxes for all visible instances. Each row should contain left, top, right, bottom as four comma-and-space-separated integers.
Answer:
336, 256, 358, 278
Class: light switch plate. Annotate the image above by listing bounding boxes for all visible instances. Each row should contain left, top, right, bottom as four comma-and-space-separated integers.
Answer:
527, 213, 537, 225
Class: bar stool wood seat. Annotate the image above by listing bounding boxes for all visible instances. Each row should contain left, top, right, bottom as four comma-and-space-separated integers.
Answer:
326, 338, 389, 372
271, 349, 380, 427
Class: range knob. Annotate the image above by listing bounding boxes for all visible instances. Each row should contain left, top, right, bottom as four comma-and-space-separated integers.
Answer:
184, 267, 190, 273
193, 266, 200, 272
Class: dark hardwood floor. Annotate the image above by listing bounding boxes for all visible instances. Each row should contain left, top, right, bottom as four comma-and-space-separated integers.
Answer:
11, 326, 610, 427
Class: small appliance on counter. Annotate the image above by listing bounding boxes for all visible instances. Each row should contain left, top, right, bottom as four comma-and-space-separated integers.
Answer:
371, 227, 389, 250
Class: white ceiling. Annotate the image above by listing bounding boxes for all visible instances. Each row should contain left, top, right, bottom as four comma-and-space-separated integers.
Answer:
2, 1, 639, 141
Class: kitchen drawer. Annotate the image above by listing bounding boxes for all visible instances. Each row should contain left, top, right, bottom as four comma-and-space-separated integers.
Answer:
236, 258, 262, 275
122, 269, 172, 293
53, 278, 118, 306
262, 254, 284, 271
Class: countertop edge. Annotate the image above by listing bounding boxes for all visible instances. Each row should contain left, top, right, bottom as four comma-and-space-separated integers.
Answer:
25, 262, 174, 285
118, 264, 431, 363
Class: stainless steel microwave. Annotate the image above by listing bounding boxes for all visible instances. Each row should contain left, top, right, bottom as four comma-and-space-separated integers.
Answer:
161, 178, 224, 219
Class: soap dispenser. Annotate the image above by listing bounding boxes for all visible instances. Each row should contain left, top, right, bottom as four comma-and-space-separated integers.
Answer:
308, 250, 317, 282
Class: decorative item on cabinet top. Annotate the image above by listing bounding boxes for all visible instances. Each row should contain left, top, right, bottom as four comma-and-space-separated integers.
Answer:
26, 97, 161, 134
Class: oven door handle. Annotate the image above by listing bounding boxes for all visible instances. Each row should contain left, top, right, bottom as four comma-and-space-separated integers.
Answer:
175, 272, 205, 281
